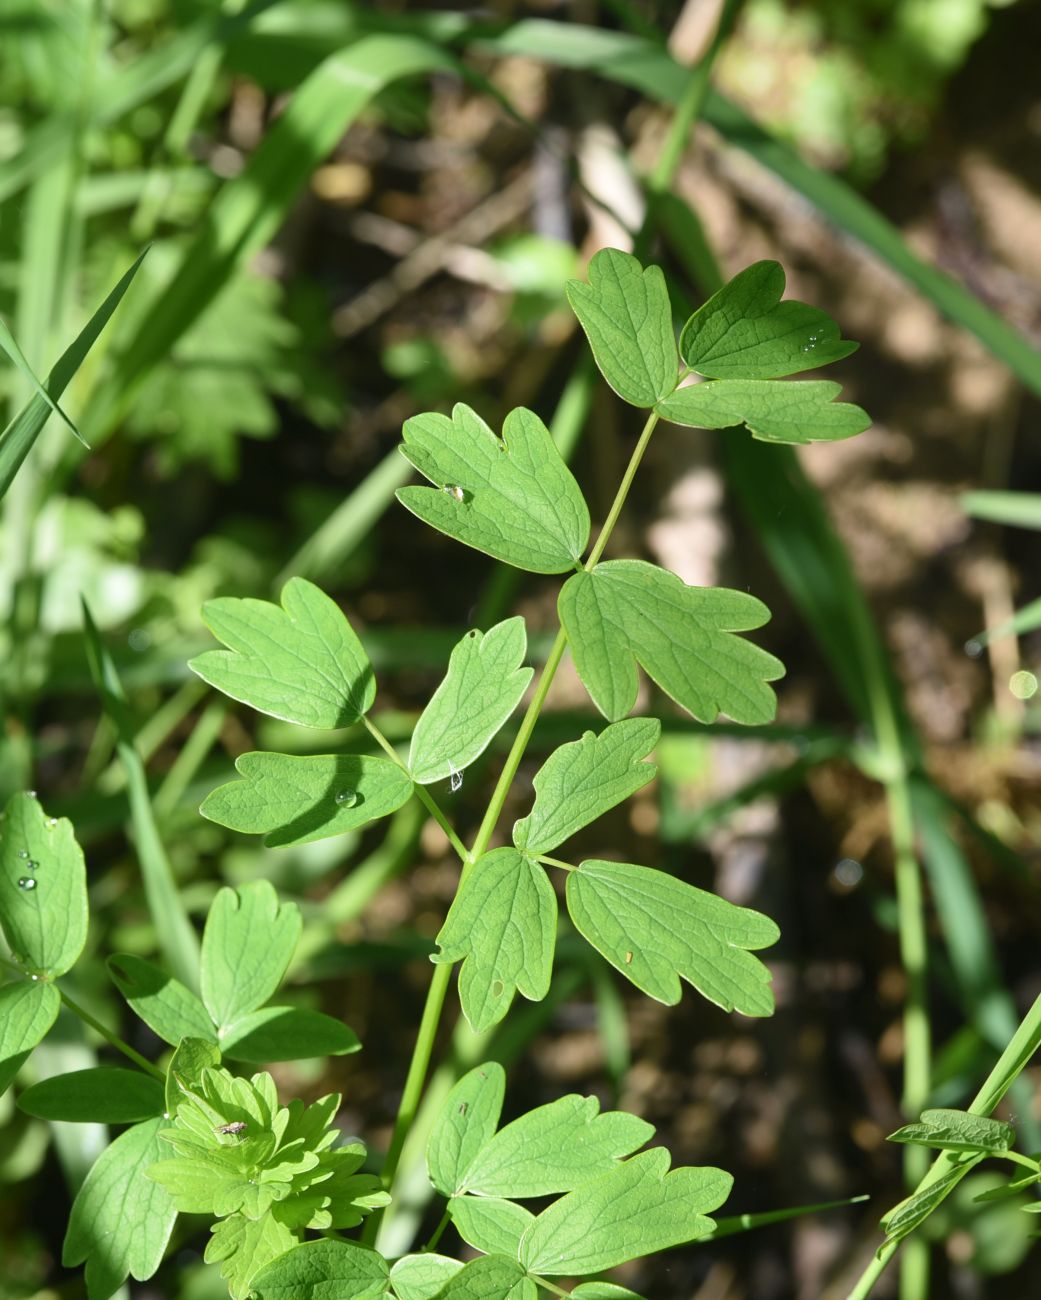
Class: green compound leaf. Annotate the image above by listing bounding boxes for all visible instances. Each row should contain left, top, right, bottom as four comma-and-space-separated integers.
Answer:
397, 404, 590, 574
205, 1212, 297, 1300
679, 261, 858, 379
19, 1068, 165, 1123
460, 1093, 654, 1198
888, 1109, 1016, 1156
409, 618, 533, 785
559, 560, 783, 724
63, 1117, 177, 1300
201, 752, 414, 848
427, 1062, 505, 1197
513, 718, 660, 855
656, 379, 870, 445
221, 1006, 360, 1064
566, 249, 677, 407
0, 980, 60, 1096
433, 849, 556, 1034
567, 860, 779, 1016
250, 1239, 390, 1300
0, 791, 88, 977
190, 577, 375, 728
166, 1037, 222, 1118
107, 954, 216, 1047
449, 1196, 534, 1257
519, 1147, 732, 1275
879, 1159, 982, 1251
201, 881, 301, 1032
428, 1255, 528, 1300
390, 1254, 464, 1300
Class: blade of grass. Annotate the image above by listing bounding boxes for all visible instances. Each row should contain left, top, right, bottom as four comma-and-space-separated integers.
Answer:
86, 34, 452, 437
81, 599, 201, 991
705, 1193, 870, 1240
0, 318, 81, 444
961, 490, 1041, 530
0, 250, 146, 500
967, 595, 1041, 650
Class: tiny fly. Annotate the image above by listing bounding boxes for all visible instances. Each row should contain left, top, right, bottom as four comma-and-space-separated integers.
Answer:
216, 1121, 248, 1137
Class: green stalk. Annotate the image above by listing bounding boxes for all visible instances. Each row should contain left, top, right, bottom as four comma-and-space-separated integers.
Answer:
848, 988, 1041, 1298
368, 404, 664, 1238
57, 987, 165, 1082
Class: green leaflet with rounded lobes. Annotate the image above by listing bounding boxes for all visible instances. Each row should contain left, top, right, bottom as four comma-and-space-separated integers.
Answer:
459, 1093, 654, 1198
410, 618, 533, 785
0, 980, 60, 1097
656, 378, 870, 445
205, 1212, 298, 1300
250, 1239, 390, 1300
220, 1006, 360, 1063
449, 1196, 534, 1257
397, 403, 590, 574
18, 1068, 165, 1123
201, 881, 301, 1031
0, 791, 88, 978
427, 1255, 528, 1300
433, 849, 556, 1035
63, 1118, 178, 1300
518, 1148, 732, 1275
678, 260, 858, 379
189, 577, 375, 728
566, 248, 678, 407
427, 1062, 505, 1197
107, 954, 216, 1047
390, 1254, 464, 1300
567, 859, 779, 1016
201, 751, 414, 847
512, 717, 659, 855
558, 560, 784, 725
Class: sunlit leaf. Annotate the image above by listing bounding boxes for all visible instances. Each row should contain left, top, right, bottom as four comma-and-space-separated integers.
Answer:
200, 881, 301, 1031
657, 378, 869, 445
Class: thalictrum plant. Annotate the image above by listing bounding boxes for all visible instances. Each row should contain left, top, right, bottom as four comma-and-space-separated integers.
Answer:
2, 249, 874, 1298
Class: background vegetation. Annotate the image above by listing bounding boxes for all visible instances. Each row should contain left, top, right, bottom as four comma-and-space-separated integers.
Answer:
2, 1, 1041, 1296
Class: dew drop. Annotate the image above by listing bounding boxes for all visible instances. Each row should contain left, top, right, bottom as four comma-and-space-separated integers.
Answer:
46, 818, 58, 828
26, 790, 36, 798
449, 763, 463, 793
17, 877, 37, 891
26, 859, 38, 871
334, 789, 358, 807
17, 850, 29, 860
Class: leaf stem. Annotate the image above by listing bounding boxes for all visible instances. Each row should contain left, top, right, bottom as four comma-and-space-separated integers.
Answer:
584, 406, 661, 569
423, 1205, 451, 1252
57, 986, 165, 1081
537, 854, 576, 873
362, 715, 471, 863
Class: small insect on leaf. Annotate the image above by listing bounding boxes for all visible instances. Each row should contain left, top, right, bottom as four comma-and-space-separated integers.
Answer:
216, 1121, 248, 1137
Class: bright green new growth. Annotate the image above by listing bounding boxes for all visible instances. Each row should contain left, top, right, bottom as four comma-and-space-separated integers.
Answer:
410, 618, 533, 785
559, 560, 783, 724
190, 577, 375, 728
147, 1067, 387, 1298
0, 791, 88, 978
397, 404, 590, 573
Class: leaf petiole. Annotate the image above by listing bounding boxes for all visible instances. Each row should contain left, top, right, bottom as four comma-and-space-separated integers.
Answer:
537, 855, 576, 873
57, 986, 165, 1082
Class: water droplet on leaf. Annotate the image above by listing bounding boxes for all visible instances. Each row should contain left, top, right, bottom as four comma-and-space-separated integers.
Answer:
17, 850, 29, 860
26, 860, 38, 870
334, 789, 358, 807
17, 877, 37, 891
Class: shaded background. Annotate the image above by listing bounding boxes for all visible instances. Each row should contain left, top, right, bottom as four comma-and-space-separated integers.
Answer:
2, 1, 1041, 1297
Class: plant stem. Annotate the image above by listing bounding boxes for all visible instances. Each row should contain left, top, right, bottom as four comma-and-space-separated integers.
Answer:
423, 1206, 451, 1252
363, 715, 471, 863
847, 988, 1041, 1298
537, 855, 576, 873
57, 987, 165, 1081
371, 396, 667, 1242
